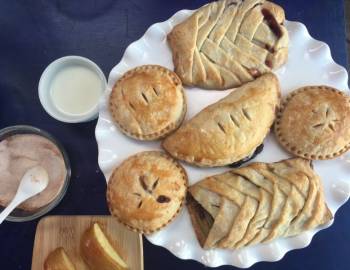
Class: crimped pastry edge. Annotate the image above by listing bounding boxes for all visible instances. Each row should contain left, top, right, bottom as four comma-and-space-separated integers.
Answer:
161, 145, 270, 167
106, 151, 188, 235
274, 85, 350, 160
109, 65, 187, 141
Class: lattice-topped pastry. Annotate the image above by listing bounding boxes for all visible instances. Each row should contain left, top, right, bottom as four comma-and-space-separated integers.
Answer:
106, 151, 188, 234
275, 86, 350, 160
187, 158, 333, 249
162, 73, 280, 167
168, 0, 288, 90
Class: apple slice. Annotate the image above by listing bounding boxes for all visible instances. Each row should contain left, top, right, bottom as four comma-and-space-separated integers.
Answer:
80, 222, 128, 270
44, 247, 76, 270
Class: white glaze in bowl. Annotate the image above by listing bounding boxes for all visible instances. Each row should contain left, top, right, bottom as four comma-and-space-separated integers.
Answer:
39, 56, 107, 123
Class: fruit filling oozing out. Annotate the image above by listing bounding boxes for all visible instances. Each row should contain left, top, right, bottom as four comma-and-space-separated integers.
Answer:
229, 144, 264, 168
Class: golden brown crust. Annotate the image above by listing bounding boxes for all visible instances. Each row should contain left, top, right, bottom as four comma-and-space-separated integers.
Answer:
187, 158, 333, 249
106, 151, 188, 234
167, 0, 288, 90
109, 65, 186, 140
162, 73, 281, 167
275, 86, 350, 160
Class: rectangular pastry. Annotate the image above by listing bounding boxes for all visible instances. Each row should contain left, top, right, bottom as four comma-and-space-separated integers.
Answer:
187, 158, 333, 249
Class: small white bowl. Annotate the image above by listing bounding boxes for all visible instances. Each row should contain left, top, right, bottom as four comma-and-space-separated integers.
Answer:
39, 56, 107, 123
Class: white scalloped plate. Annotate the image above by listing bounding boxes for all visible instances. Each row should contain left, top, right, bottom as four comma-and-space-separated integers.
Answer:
95, 9, 350, 268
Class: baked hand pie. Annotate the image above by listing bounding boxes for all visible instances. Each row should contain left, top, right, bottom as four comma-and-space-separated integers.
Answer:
187, 158, 332, 249
109, 65, 186, 140
275, 86, 350, 160
162, 73, 280, 167
168, 0, 288, 90
106, 151, 188, 234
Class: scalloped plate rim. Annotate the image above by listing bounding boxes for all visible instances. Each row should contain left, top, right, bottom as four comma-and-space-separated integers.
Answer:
96, 8, 350, 269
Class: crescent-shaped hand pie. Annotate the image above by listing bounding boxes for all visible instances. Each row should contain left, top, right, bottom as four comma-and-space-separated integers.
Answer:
162, 73, 280, 167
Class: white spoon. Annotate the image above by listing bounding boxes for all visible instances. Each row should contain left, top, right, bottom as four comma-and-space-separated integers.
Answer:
0, 166, 49, 224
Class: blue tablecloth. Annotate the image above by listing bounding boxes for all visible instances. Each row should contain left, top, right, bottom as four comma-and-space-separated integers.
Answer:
0, 1, 348, 269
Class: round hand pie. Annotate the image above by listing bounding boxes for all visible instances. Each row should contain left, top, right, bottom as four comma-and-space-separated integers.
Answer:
275, 86, 350, 159
109, 65, 186, 140
106, 151, 188, 234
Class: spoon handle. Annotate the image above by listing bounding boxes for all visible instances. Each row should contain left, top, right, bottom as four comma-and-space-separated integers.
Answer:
0, 194, 24, 224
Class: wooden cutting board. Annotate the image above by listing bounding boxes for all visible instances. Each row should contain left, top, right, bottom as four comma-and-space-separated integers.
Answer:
31, 215, 143, 270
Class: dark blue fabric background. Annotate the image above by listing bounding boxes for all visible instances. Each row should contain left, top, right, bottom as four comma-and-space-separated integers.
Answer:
0, 0, 348, 269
